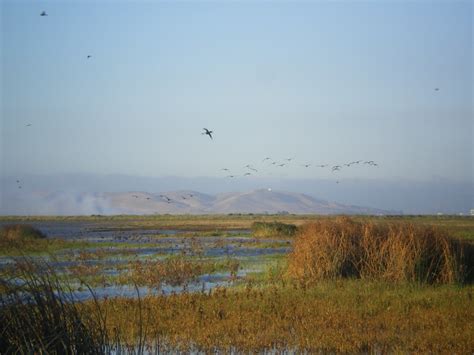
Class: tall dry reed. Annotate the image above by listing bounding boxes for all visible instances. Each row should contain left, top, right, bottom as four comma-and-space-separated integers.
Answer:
287, 217, 473, 284
0, 258, 109, 354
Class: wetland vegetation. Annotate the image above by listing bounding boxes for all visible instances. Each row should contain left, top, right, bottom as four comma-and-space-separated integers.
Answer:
0, 215, 473, 353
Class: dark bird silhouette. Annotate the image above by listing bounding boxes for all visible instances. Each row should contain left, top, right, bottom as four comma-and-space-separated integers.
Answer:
40, 11, 48, 16
243, 172, 251, 176
188, 194, 194, 198
87, 55, 92, 59
262, 157, 271, 162
202, 128, 213, 139
25, 124, 32, 127
277, 163, 286, 167
146, 197, 151, 200
132, 195, 139, 198
302, 164, 311, 168
18, 186, 22, 189
160, 195, 172, 203
16, 180, 20, 183
226, 175, 236, 178
434, 88, 439, 91
316, 164, 328, 168
221, 168, 229, 171
332, 165, 341, 171
181, 196, 187, 200
285, 157, 294, 162
271, 162, 277, 165
244, 164, 258, 172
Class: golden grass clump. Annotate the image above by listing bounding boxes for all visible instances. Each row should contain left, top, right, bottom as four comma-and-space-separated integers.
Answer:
118, 256, 215, 288
287, 217, 473, 284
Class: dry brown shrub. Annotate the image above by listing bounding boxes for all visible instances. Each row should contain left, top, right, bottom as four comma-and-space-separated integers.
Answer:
287, 217, 473, 284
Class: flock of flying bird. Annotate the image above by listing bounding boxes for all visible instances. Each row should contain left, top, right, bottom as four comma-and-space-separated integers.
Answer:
125, 127, 380, 205
201, 128, 379, 184
18, 9, 441, 200
130, 192, 195, 204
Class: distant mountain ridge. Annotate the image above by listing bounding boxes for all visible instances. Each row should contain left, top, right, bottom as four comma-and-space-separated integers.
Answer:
11, 189, 400, 215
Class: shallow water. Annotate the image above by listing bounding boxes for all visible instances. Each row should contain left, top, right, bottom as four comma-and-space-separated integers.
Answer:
0, 221, 290, 300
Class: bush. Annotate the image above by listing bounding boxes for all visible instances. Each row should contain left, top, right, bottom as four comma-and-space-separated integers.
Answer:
0, 224, 46, 241
287, 217, 474, 284
251, 221, 297, 238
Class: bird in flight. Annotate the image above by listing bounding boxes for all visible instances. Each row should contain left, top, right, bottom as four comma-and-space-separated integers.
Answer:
146, 197, 151, 200
262, 157, 271, 163
332, 165, 341, 171
25, 123, 32, 127
221, 168, 229, 171
40, 11, 48, 16
132, 195, 139, 198
202, 128, 213, 139
87, 55, 92, 59
244, 164, 258, 172
226, 175, 236, 178
316, 164, 328, 168
434, 88, 439, 91
285, 157, 294, 162
302, 164, 311, 168
243, 172, 251, 176
277, 163, 286, 167
188, 194, 194, 198
160, 195, 172, 203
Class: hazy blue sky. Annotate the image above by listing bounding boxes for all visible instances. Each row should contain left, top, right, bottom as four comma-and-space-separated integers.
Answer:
1, 0, 472, 183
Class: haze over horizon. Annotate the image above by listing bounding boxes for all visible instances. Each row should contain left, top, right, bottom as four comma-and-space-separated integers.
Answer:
1, 172, 472, 215
1, 1, 472, 215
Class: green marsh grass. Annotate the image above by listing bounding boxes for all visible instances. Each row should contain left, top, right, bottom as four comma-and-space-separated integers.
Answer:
251, 221, 297, 238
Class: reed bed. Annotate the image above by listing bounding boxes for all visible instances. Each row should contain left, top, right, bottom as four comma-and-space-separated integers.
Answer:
0, 259, 109, 354
97, 282, 474, 353
287, 217, 474, 284
1, 253, 473, 353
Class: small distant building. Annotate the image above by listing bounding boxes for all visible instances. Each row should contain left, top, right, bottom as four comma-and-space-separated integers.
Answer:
470, 209, 474, 216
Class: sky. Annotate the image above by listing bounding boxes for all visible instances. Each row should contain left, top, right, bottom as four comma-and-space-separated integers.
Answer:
1, 1, 473, 187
